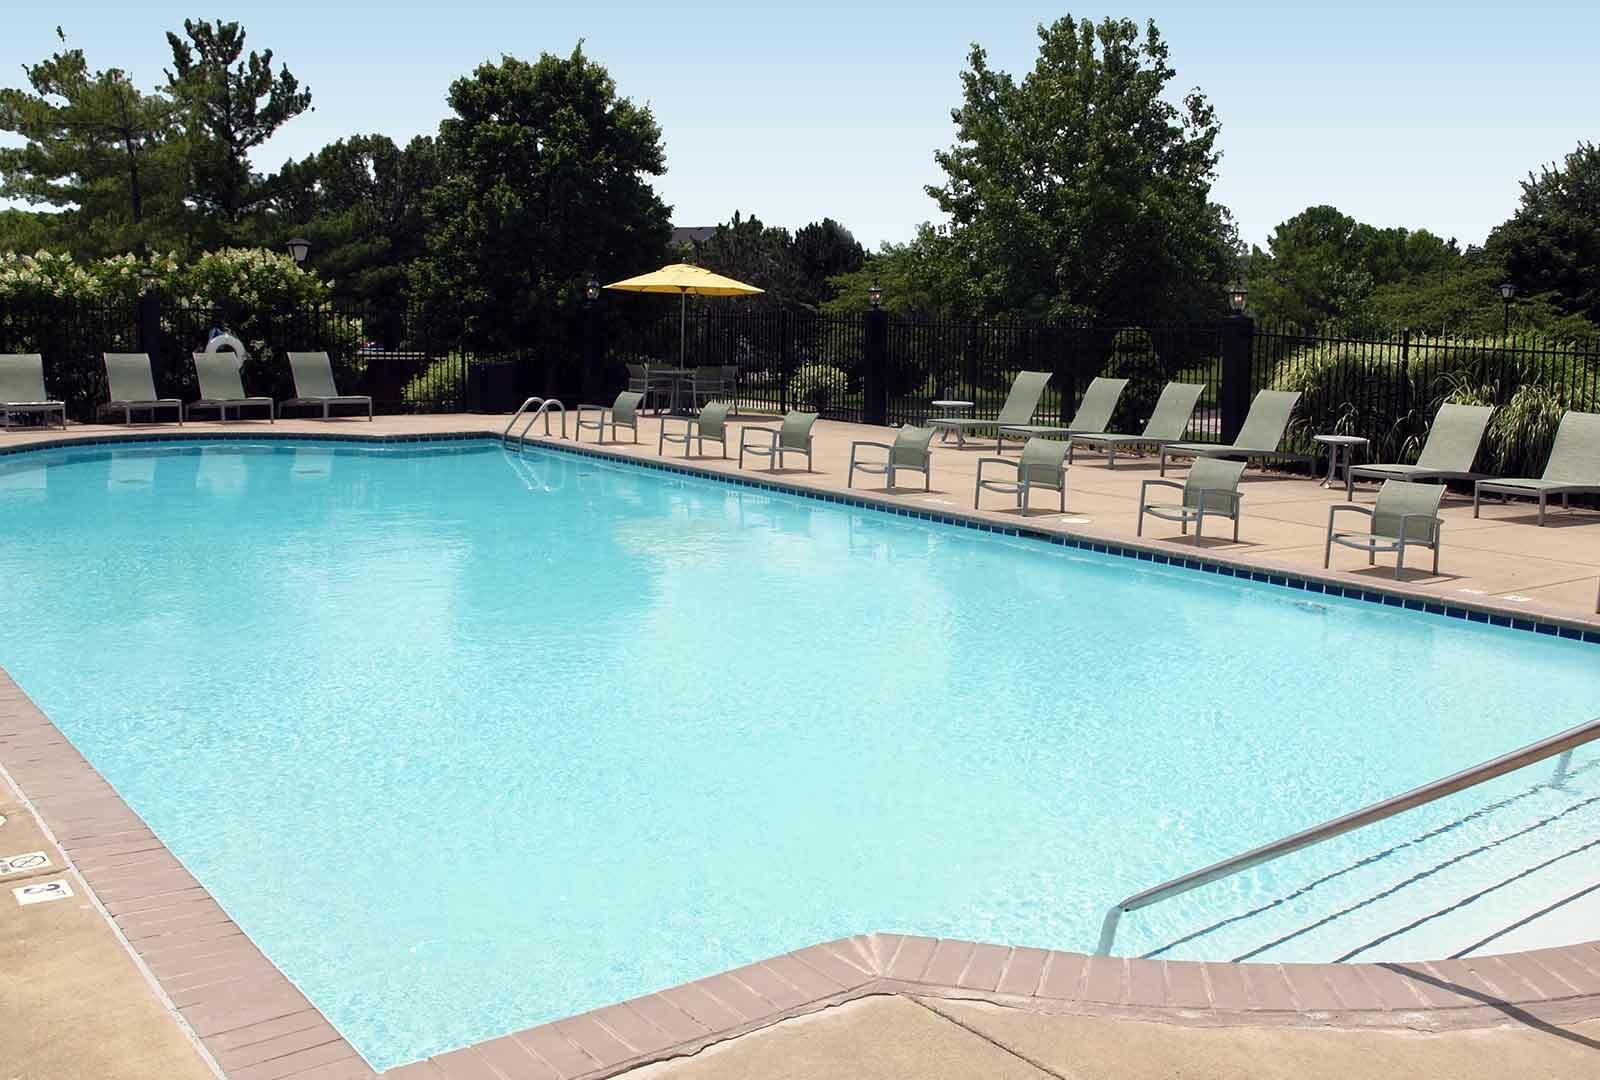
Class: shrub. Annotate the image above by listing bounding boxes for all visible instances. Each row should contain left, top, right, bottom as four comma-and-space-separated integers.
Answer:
787, 362, 847, 411
1103, 328, 1166, 431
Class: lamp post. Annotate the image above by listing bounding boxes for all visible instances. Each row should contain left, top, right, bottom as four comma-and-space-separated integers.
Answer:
285, 237, 311, 268
585, 277, 601, 303
868, 282, 883, 310
1227, 283, 1248, 316
1498, 282, 1516, 336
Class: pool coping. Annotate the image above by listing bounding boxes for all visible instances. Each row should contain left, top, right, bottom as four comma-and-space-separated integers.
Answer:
4, 425, 1599, 640
3, 428, 1600, 1080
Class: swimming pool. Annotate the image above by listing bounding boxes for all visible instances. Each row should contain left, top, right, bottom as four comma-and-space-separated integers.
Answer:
1, 438, 1596, 1069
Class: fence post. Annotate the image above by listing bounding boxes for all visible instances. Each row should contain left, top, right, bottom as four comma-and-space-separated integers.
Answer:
1219, 314, 1254, 443
579, 295, 605, 404
1399, 327, 1411, 419
778, 307, 791, 413
136, 286, 162, 361
863, 306, 889, 426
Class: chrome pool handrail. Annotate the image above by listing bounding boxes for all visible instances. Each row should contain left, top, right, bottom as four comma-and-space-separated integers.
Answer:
1095, 715, 1600, 957
502, 397, 567, 442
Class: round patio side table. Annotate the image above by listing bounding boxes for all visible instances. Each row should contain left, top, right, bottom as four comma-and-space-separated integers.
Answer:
931, 399, 975, 445
1313, 434, 1368, 489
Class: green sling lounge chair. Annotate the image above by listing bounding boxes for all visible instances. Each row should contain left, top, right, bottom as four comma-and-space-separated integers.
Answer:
284, 352, 374, 420
1345, 402, 1491, 498
1474, 410, 1600, 525
187, 352, 274, 423
848, 424, 936, 490
575, 390, 644, 444
659, 400, 731, 458
739, 410, 818, 471
99, 353, 182, 425
1325, 479, 1445, 579
1138, 457, 1247, 543
927, 370, 1051, 448
974, 437, 1069, 513
1158, 389, 1309, 476
997, 376, 1129, 451
0, 353, 66, 430
1067, 382, 1205, 467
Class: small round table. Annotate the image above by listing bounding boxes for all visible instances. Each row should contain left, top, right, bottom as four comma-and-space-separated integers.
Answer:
931, 399, 975, 445
1313, 434, 1369, 489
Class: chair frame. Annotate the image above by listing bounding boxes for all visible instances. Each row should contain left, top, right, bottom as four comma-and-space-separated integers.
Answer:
283, 352, 373, 421
1137, 478, 1242, 542
658, 402, 730, 458
848, 430, 933, 492
739, 424, 814, 472
974, 455, 1066, 513
1324, 504, 1444, 580
574, 393, 642, 444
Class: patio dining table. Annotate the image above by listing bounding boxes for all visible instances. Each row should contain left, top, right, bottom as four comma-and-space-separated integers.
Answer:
646, 367, 695, 415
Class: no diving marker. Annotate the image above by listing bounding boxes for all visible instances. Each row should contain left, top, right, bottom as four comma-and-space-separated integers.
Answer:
0, 851, 50, 877
15, 879, 74, 906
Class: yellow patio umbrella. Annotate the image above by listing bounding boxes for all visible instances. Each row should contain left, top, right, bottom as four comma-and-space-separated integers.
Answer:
604, 263, 763, 368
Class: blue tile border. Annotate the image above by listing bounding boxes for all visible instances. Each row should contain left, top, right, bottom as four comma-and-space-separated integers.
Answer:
4, 425, 1597, 646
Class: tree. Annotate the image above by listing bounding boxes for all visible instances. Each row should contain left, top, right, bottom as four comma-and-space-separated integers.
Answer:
0, 36, 184, 257
691, 212, 801, 308
926, 15, 1236, 321
412, 46, 671, 348
1491, 141, 1600, 326
791, 218, 864, 308
166, 19, 312, 234
265, 134, 442, 305
821, 227, 965, 318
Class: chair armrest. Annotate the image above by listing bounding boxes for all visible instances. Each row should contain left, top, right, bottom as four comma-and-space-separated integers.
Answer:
1397, 512, 1444, 540
740, 425, 778, 449
975, 457, 1018, 483
1140, 478, 1184, 498
1327, 503, 1373, 533
1196, 487, 1242, 510
575, 403, 607, 416
851, 441, 892, 453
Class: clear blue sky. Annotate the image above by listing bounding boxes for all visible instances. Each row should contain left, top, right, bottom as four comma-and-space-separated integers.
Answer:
3, 2, 1596, 251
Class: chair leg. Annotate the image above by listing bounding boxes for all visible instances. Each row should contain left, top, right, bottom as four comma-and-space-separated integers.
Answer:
1395, 540, 1406, 580
1323, 534, 1333, 568
1473, 487, 1482, 518
1137, 506, 1145, 536
1232, 512, 1239, 542
1538, 493, 1546, 526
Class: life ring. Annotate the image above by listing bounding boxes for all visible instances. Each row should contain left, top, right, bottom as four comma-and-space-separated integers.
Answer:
204, 332, 250, 368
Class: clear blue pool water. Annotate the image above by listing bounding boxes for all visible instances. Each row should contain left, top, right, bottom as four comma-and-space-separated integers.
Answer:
0, 439, 1596, 1069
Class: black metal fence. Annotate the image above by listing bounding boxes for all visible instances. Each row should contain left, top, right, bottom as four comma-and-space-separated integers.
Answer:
5, 293, 1598, 478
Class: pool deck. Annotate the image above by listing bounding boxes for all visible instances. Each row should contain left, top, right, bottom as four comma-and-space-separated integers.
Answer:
3, 412, 1600, 1079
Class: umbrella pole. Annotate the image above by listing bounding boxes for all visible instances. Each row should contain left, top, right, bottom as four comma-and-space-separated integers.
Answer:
679, 289, 687, 367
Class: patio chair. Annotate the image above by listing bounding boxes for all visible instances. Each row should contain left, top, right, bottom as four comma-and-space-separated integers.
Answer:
186, 352, 274, 423
659, 400, 731, 458
98, 353, 183, 425
928, 370, 1051, 448
284, 352, 373, 420
720, 365, 740, 404
575, 390, 644, 444
626, 363, 675, 414
848, 424, 936, 491
1345, 402, 1491, 498
0, 353, 66, 430
1325, 479, 1445, 580
1473, 410, 1600, 525
997, 376, 1129, 451
739, 410, 817, 471
1138, 457, 1247, 543
682, 365, 724, 413
974, 437, 1069, 513
1158, 389, 1310, 476
1067, 382, 1206, 467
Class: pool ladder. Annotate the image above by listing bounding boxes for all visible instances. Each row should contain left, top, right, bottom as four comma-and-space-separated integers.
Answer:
503, 397, 567, 444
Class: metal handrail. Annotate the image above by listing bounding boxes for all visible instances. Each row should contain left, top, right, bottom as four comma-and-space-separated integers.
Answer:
1095, 716, 1600, 957
502, 397, 566, 443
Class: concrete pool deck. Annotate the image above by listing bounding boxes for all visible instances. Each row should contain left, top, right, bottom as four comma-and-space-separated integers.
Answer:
2, 411, 1599, 1078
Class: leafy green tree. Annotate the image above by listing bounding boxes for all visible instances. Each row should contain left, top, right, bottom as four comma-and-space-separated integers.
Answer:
926, 15, 1236, 321
821, 227, 965, 317
791, 218, 864, 308
1491, 141, 1600, 326
266, 134, 442, 305
165, 19, 312, 234
690, 211, 801, 308
0, 36, 185, 257
412, 46, 671, 348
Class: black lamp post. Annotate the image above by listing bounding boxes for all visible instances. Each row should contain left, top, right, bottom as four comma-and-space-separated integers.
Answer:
585, 277, 601, 303
868, 282, 883, 309
1227, 283, 1248, 315
1498, 282, 1516, 336
285, 237, 311, 268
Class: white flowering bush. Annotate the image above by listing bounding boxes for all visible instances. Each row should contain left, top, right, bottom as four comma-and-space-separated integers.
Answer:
0, 248, 328, 308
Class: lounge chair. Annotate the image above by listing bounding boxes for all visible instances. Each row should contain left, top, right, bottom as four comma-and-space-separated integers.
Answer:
997, 376, 1129, 451
659, 400, 731, 458
1138, 457, 1247, 543
0, 353, 66, 430
1325, 479, 1445, 579
1473, 410, 1600, 525
575, 390, 644, 444
739, 410, 817, 471
848, 424, 935, 490
1158, 389, 1310, 476
1345, 403, 1491, 498
1067, 382, 1206, 467
99, 353, 182, 425
974, 437, 1069, 513
187, 352, 274, 423
928, 370, 1051, 448
283, 352, 373, 420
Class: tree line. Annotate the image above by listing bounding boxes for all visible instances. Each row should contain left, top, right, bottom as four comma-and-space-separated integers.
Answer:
3, 15, 1597, 346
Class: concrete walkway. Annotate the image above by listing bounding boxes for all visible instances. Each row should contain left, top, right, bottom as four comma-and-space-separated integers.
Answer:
627, 994, 1600, 1080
